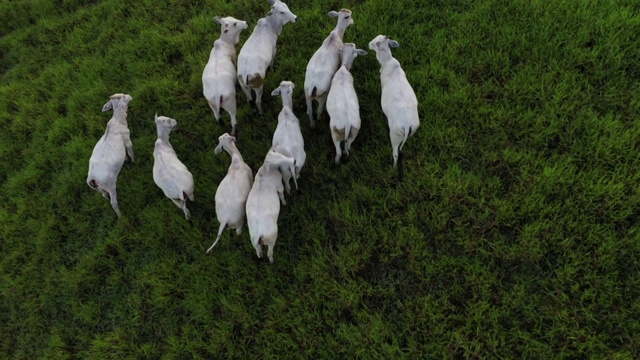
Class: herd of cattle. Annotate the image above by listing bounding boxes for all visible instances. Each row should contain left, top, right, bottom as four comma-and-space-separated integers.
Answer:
86, 1, 419, 263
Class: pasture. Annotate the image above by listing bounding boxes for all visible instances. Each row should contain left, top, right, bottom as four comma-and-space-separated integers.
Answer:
1, 0, 639, 358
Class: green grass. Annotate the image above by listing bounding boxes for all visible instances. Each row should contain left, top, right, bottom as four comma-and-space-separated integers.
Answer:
1, 0, 640, 358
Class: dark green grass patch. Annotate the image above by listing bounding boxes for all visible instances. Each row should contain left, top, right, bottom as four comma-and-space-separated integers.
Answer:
2, 0, 640, 358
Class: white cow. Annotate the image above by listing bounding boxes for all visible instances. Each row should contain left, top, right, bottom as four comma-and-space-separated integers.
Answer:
303, 8, 353, 128
246, 150, 297, 263
202, 16, 248, 136
87, 93, 134, 218
326, 43, 367, 165
237, 0, 297, 115
152, 114, 195, 220
270, 81, 305, 194
207, 133, 253, 253
369, 35, 420, 168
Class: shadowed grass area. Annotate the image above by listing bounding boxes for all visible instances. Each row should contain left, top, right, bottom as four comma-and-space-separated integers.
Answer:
1, 0, 640, 358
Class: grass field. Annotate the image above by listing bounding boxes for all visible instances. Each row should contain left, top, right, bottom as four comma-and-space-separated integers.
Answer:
2, 0, 640, 358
